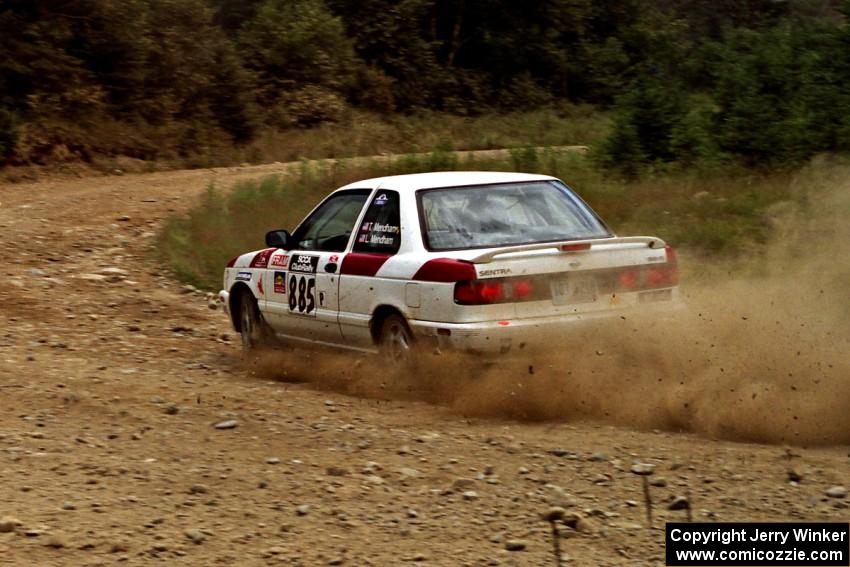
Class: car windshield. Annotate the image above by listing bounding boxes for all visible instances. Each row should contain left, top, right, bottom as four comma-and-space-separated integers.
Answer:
418, 181, 610, 251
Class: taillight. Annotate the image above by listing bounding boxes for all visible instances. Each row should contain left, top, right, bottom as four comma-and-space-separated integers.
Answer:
454, 277, 539, 305
477, 282, 504, 302
617, 269, 639, 289
225, 255, 239, 268
615, 245, 679, 291
648, 245, 679, 287
512, 279, 535, 299
665, 245, 677, 265
455, 281, 503, 305
645, 267, 669, 286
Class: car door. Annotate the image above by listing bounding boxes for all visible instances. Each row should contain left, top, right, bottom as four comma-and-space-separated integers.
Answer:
338, 190, 403, 347
263, 189, 371, 344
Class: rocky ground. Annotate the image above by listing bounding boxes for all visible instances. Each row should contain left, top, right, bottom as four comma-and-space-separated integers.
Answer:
1, 162, 848, 566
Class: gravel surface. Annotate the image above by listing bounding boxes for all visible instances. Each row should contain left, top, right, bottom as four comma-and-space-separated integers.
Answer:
1, 162, 848, 566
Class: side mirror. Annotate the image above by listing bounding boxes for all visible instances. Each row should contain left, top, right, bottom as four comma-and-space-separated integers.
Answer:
265, 229, 291, 249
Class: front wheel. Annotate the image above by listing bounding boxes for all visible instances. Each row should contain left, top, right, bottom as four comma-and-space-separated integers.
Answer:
239, 292, 269, 351
378, 314, 417, 369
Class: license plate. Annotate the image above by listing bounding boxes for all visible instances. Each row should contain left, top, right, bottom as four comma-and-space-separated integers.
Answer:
551, 275, 597, 305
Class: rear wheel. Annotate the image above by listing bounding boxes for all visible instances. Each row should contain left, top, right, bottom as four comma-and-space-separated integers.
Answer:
378, 314, 417, 369
239, 292, 269, 351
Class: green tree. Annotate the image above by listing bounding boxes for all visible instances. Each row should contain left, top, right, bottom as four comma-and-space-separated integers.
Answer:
0, 0, 94, 116
326, 0, 441, 109
602, 65, 688, 169
237, 0, 358, 124
238, 0, 357, 92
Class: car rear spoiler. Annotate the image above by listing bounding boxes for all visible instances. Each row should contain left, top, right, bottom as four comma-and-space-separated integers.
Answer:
469, 236, 666, 264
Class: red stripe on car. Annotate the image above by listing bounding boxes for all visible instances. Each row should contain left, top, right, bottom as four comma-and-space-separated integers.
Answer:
412, 258, 477, 282
340, 253, 392, 277
249, 248, 276, 269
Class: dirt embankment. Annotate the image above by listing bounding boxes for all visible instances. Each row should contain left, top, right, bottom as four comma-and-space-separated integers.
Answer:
0, 159, 848, 566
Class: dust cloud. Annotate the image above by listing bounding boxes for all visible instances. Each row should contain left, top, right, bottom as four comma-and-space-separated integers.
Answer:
247, 161, 850, 445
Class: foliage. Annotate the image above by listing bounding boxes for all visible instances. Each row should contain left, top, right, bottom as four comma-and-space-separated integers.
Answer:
600, 9, 850, 172
237, 0, 357, 95
0, 1, 849, 169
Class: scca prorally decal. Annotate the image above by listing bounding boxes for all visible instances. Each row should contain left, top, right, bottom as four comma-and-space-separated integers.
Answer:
273, 271, 286, 294
235, 271, 252, 282
288, 254, 319, 274
270, 254, 288, 268
374, 193, 388, 206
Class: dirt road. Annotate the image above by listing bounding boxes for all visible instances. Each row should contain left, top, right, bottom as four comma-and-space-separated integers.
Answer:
1, 162, 847, 566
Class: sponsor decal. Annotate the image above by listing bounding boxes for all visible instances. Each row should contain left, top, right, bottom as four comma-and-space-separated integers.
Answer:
328, 255, 339, 263
374, 193, 388, 206
364, 234, 395, 246
360, 221, 399, 234
274, 271, 286, 294
478, 268, 512, 277
249, 248, 276, 269
235, 271, 252, 282
357, 218, 400, 251
288, 254, 319, 274
257, 277, 264, 295
270, 254, 288, 267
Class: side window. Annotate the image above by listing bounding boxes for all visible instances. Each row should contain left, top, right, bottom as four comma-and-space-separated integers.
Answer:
291, 189, 370, 252
354, 191, 401, 254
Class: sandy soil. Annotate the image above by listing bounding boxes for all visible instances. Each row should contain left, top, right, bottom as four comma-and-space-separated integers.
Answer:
1, 160, 848, 567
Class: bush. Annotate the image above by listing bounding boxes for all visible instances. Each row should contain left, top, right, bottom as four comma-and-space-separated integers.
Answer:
669, 94, 721, 165
498, 72, 555, 110
597, 112, 646, 178
598, 66, 688, 174
269, 86, 349, 128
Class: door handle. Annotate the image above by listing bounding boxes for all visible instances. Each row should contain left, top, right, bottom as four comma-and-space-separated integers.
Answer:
325, 262, 337, 273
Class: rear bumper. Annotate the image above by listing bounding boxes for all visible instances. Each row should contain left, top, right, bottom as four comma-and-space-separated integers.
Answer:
409, 300, 685, 356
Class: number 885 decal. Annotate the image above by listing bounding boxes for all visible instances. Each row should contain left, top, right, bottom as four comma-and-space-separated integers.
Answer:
286, 254, 319, 316
288, 274, 316, 315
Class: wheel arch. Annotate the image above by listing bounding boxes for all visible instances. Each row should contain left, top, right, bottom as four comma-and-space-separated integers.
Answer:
369, 304, 407, 344
228, 283, 254, 332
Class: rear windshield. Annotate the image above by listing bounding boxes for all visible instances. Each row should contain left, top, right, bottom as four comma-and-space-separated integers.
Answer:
418, 181, 610, 251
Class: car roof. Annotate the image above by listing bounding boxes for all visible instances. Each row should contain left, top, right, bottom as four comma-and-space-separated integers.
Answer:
335, 171, 558, 192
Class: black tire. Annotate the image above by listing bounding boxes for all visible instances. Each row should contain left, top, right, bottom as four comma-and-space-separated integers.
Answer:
377, 313, 417, 368
238, 292, 269, 352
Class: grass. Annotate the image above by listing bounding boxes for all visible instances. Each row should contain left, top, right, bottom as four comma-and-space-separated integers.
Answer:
0, 105, 610, 182
157, 147, 809, 290
246, 106, 609, 163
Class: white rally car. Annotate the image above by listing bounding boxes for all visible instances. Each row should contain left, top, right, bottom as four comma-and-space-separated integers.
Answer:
219, 171, 678, 363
